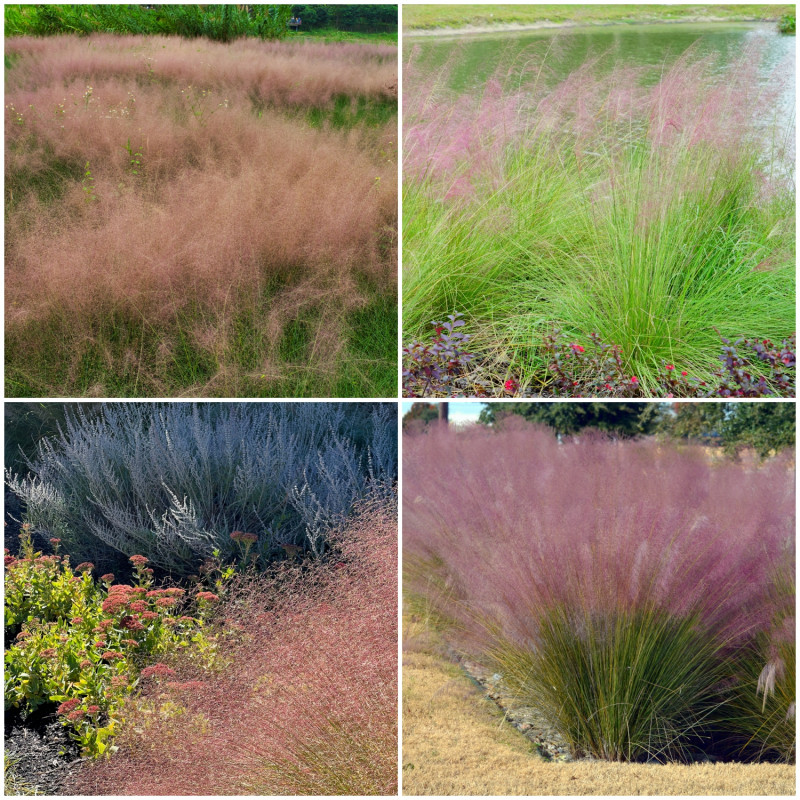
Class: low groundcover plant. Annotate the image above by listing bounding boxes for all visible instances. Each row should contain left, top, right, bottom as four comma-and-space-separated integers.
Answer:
402, 317, 796, 398
403, 424, 795, 762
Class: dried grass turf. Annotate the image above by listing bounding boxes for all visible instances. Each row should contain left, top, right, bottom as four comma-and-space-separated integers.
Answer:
402, 615, 796, 796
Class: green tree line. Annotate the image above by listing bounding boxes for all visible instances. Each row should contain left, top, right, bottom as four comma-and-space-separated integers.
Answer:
5, 5, 293, 41
404, 402, 795, 458
290, 5, 397, 32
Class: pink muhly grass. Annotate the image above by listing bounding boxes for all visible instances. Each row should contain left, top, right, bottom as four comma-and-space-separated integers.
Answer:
5, 34, 397, 395
68, 501, 398, 795
403, 423, 794, 653
404, 39, 792, 197
404, 423, 794, 760
5, 35, 397, 110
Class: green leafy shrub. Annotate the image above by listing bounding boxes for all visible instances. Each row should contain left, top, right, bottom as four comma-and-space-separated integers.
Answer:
4, 525, 220, 756
778, 14, 795, 34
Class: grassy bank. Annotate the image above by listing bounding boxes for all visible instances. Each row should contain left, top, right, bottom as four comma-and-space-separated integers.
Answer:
296, 28, 397, 44
403, 44, 794, 396
404, 4, 795, 31
5, 34, 397, 397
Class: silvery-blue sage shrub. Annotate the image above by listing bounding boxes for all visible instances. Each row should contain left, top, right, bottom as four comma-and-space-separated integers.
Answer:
7, 403, 397, 575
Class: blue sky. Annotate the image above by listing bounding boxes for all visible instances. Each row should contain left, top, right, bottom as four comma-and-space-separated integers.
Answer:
401, 401, 484, 423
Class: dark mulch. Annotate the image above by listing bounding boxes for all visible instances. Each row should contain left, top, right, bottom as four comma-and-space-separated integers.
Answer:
5, 708, 86, 795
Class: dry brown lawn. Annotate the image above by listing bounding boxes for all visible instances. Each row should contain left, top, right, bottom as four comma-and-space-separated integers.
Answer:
402, 616, 796, 796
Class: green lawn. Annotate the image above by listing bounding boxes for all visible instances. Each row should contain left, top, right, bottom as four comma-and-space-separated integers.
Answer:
404, 4, 794, 30
295, 28, 397, 44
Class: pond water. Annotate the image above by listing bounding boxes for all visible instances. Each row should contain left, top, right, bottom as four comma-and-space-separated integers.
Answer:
405, 22, 795, 135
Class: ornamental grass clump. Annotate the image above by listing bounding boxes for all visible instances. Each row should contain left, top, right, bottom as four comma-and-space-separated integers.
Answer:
403, 41, 795, 394
403, 423, 795, 762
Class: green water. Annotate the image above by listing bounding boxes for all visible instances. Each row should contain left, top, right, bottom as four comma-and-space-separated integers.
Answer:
405, 22, 795, 130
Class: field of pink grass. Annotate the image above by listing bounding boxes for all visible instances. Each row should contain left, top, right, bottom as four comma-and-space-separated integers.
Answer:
5, 34, 397, 397
403, 422, 795, 763
67, 500, 398, 795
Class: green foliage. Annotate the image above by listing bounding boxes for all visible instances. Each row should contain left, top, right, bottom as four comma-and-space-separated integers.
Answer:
487, 401, 796, 456
479, 402, 661, 436
720, 404, 796, 457
290, 5, 397, 32
724, 636, 796, 762
122, 138, 143, 177
306, 94, 396, 130
4, 525, 220, 756
81, 160, 98, 203
4, 5, 293, 41
6, 299, 396, 398
491, 606, 727, 762
723, 558, 795, 762
6, 155, 86, 212
665, 403, 795, 456
778, 13, 796, 33
666, 403, 727, 441
402, 403, 440, 429
403, 4, 794, 30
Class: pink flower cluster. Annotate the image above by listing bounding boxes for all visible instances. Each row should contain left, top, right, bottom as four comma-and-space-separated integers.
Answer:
231, 531, 258, 544
139, 663, 176, 680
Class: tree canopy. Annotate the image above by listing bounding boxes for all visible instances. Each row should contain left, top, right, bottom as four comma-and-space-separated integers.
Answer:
474, 401, 794, 456
478, 402, 661, 436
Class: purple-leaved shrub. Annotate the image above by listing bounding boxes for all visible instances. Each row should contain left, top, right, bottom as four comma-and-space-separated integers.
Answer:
402, 312, 474, 396
403, 424, 795, 761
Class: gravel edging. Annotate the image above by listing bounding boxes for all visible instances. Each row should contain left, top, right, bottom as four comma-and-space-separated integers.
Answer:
455, 654, 592, 763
